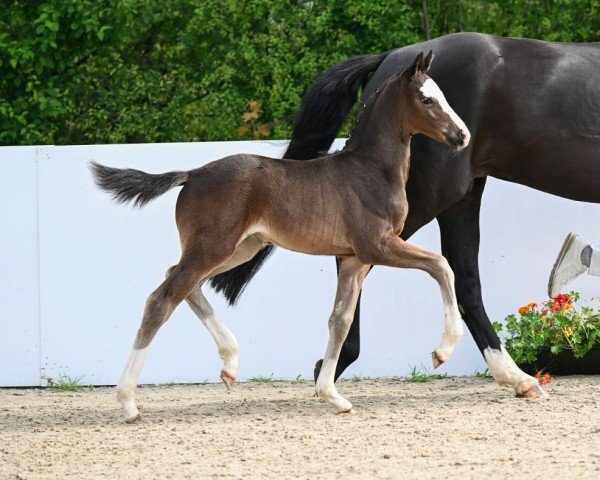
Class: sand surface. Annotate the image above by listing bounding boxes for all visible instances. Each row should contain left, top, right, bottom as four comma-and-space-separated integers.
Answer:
1, 376, 599, 479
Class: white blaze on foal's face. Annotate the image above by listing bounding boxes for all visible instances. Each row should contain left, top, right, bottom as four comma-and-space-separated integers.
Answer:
419, 78, 471, 147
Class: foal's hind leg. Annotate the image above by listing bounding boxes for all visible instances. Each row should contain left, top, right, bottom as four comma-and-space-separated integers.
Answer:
117, 258, 218, 422
357, 234, 463, 368
316, 256, 369, 413
172, 236, 263, 390
184, 286, 239, 390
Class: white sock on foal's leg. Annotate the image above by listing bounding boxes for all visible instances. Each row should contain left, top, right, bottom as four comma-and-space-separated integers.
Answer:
432, 304, 463, 368
431, 258, 463, 367
186, 286, 239, 389
315, 257, 368, 413
116, 346, 150, 422
315, 353, 353, 413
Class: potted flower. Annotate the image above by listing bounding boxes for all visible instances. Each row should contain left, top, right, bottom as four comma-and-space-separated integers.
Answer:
494, 292, 600, 375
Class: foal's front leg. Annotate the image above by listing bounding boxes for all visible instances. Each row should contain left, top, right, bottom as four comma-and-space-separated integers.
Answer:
357, 234, 464, 367
316, 257, 370, 413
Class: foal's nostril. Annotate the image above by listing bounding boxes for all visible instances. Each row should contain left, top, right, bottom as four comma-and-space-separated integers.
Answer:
444, 130, 465, 148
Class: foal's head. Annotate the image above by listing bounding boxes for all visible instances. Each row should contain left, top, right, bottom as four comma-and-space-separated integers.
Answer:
389, 51, 470, 149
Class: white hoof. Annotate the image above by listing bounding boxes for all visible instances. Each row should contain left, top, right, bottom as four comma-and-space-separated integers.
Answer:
117, 387, 139, 423
121, 400, 140, 423
338, 406, 354, 414
124, 409, 140, 423
333, 397, 354, 414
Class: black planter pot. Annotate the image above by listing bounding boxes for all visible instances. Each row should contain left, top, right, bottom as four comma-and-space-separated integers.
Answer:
518, 346, 600, 375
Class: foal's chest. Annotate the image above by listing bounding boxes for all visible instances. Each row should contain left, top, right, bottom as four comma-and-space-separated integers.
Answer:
379, 189, 409, 235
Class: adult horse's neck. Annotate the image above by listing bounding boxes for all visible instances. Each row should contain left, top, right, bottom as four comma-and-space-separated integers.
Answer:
343, 79, 412, 178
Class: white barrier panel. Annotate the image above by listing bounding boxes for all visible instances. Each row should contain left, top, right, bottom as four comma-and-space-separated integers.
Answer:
0, 147, 40, 386
1, 141, 599, 386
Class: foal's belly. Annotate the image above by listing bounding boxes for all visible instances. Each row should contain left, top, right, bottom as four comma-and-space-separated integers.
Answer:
249, 221, 355, 257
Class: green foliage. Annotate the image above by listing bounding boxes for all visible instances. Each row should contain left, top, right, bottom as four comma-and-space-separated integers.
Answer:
495, 292, 600, 364
473, 368, 491, 378
46, 373, 85, 391
407, 364, 448, 382
0, 0, 132, 144
248, 373, 284, 382
421, 0, 599, 41
2, 1, 598, 145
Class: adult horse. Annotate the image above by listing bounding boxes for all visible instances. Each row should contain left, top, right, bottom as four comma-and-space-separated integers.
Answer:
210, 32, 600, 396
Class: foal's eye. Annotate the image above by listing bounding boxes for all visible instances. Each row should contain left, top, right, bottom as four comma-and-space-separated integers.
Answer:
421, 97, 433, 105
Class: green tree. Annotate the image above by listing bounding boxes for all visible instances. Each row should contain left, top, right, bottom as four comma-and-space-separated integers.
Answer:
0, 0, 132, 144
0, 0, 598, 146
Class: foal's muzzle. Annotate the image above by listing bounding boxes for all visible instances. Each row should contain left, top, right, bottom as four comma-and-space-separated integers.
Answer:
444, 129, 469, 149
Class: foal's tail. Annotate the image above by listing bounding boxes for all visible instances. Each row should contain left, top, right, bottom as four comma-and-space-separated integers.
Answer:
210, 51, 390, 305
90, 161, 189, 208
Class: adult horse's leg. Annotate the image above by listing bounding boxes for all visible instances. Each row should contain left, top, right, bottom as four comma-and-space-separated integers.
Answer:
436, 178, 545, 397
174, 236, 263, 390
316, 256, 370, 412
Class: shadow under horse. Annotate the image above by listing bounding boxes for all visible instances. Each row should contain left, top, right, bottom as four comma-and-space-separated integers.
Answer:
211, 32, 600, 392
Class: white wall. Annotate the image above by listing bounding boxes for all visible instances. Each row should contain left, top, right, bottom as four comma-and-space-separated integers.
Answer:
0, 147, 40, 386
1, 141, 599, 386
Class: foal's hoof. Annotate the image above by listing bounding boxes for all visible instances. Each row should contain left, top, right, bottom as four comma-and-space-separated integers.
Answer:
431, 351, 445, 369
516, 383, 548, 399
338, 407, 355, 415
124, 412, 140, 423
313, 359, 323, 383
220, 370, 235, 391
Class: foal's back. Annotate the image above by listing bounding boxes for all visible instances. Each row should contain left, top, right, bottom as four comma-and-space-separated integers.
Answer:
178, 151, 362, 256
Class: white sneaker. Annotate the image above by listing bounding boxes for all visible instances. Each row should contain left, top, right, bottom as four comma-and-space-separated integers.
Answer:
548, 233, 589, 297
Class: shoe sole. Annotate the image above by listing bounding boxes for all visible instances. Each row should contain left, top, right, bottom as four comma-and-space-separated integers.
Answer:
547, 232, 575, 298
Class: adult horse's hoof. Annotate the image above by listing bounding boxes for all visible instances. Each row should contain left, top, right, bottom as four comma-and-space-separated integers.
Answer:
516, 383, 548, 399
220, 370, 235, 391
313, 359, 323, 383
431, 351, 445, 369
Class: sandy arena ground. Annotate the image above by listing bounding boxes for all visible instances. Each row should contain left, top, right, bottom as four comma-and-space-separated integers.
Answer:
1, 376, 599, 479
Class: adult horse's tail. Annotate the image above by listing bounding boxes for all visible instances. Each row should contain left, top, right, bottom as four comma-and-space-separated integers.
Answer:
210, 52, 389, 305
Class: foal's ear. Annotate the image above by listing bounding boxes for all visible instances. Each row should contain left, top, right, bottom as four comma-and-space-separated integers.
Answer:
421, 50, 434, 73
407, 52, 424, 78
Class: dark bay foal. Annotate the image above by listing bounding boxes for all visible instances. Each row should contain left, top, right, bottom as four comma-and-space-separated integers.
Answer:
92, 52, 472, 422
